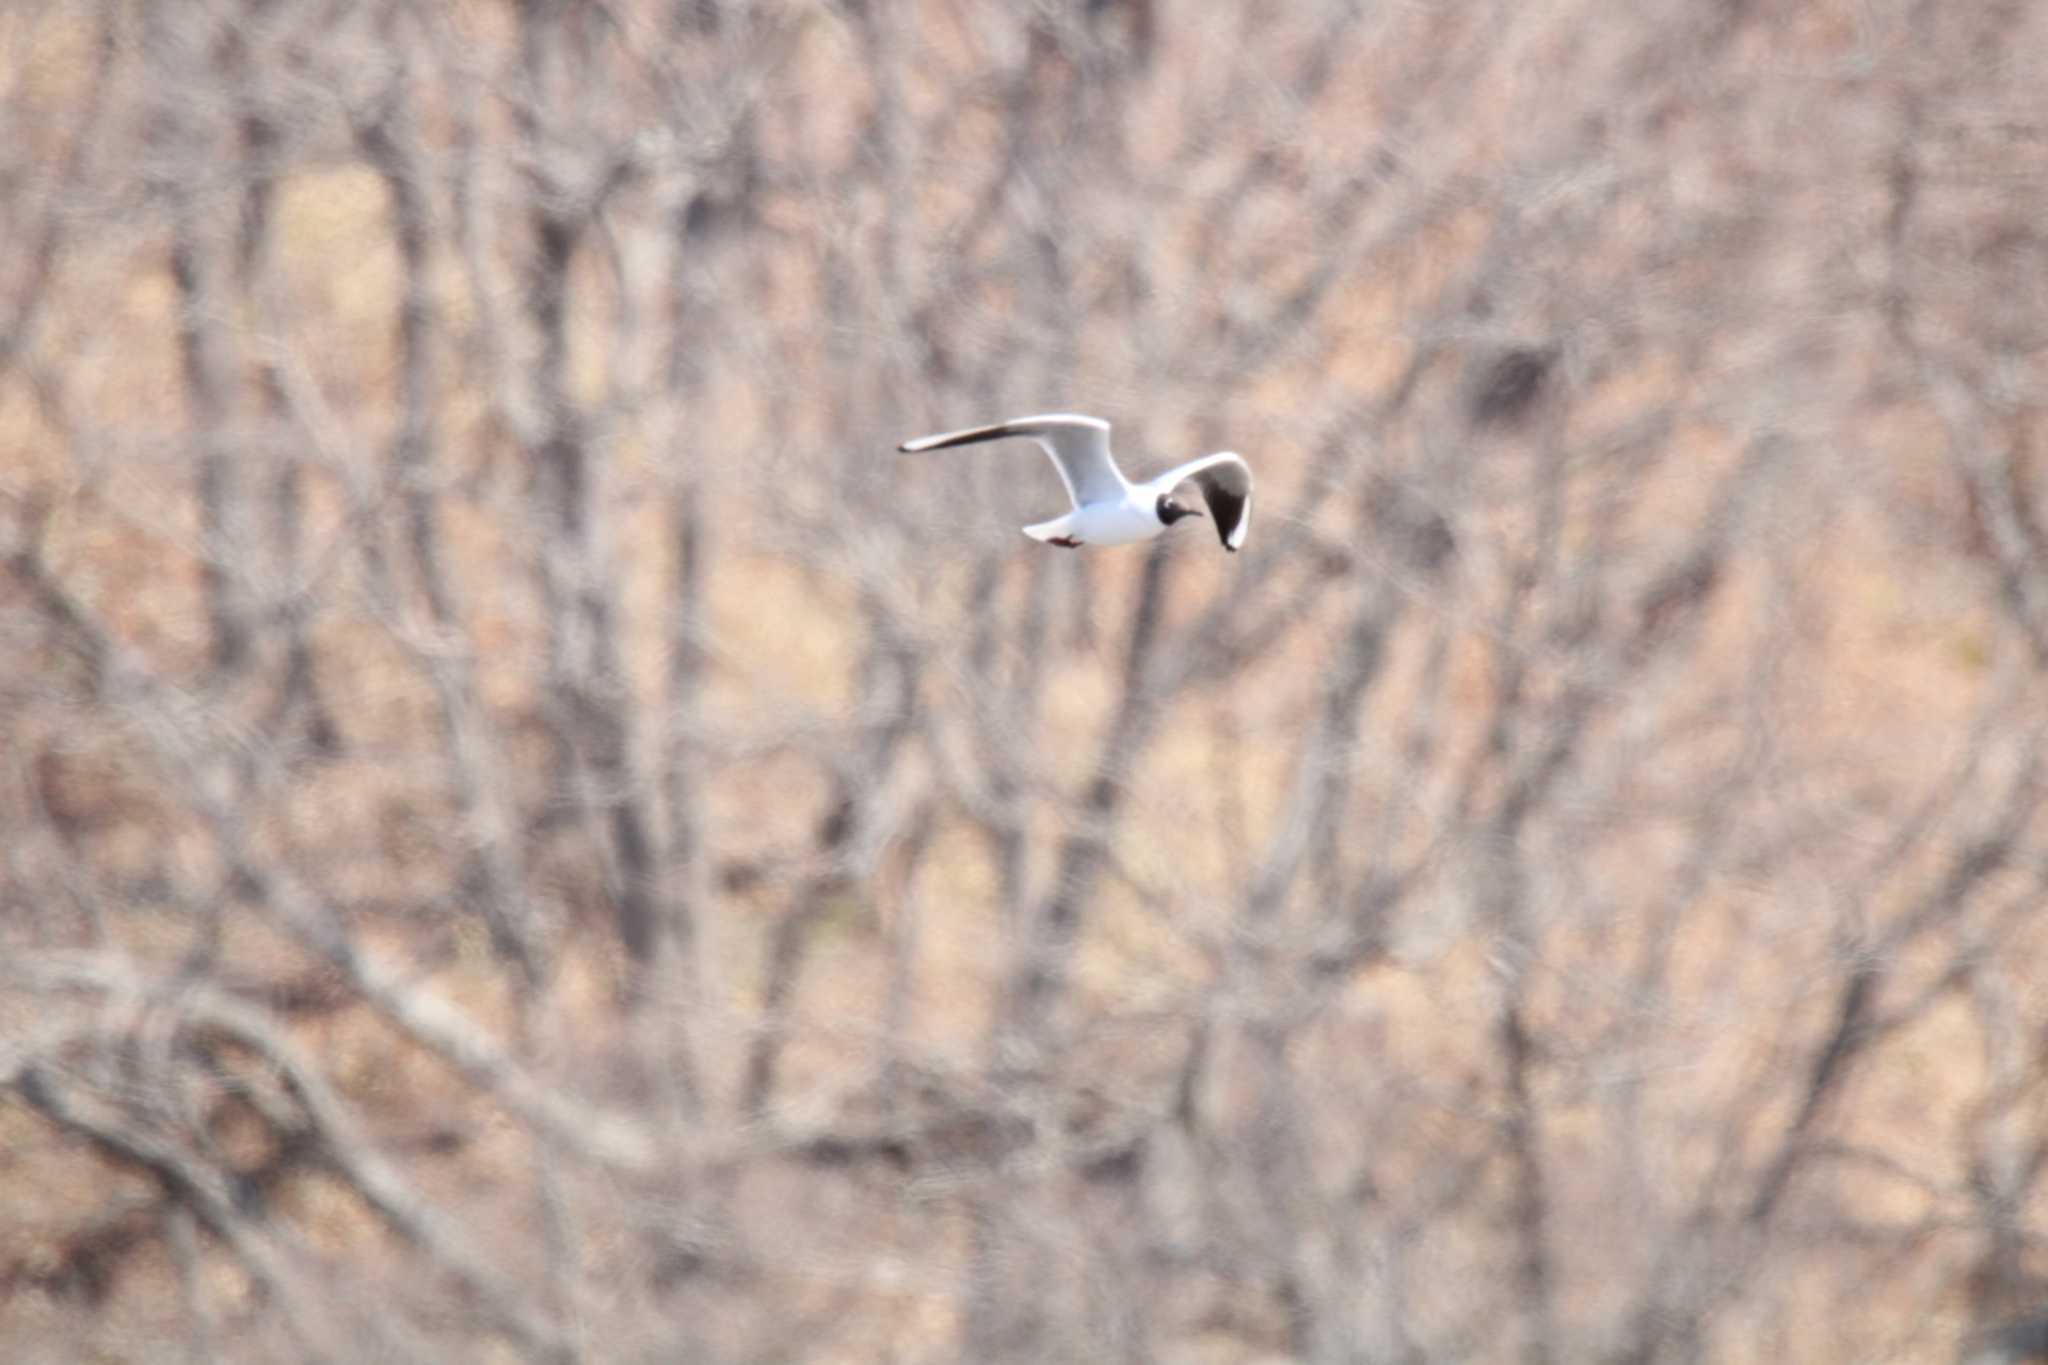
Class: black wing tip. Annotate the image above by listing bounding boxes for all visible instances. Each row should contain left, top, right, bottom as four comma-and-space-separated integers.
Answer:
1202, 485, 1248, 552
899, 426, 1009, 453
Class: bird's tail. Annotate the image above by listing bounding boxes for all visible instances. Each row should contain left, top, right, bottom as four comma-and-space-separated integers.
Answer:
1022, 513, 1075, 543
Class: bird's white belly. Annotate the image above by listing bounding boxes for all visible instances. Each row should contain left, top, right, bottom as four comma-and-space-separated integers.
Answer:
1069, 498, 1161, 546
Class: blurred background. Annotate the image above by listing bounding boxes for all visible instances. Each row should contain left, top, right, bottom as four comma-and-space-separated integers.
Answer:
3, 1, 2047, 1361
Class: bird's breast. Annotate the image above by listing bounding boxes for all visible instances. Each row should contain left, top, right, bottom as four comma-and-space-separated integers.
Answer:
1070, 498, 1165, 546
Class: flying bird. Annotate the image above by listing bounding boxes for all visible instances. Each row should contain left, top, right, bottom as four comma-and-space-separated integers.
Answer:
897, 413, 1252, 552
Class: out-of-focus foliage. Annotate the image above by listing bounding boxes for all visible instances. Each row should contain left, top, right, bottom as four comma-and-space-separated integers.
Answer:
3, 1, 2047, 1361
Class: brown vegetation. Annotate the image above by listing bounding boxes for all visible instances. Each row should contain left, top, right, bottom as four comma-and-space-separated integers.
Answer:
4, 0, 2048, 1361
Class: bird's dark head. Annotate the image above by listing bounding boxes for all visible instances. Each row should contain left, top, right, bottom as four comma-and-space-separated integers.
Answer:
1156, 493, 1205, 527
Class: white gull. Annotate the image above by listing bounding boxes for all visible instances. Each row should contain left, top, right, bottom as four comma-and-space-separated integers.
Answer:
898, 413, 1253, 552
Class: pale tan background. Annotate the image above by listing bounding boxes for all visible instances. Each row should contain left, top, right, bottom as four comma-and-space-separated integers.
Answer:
3, 1, 2047, 1361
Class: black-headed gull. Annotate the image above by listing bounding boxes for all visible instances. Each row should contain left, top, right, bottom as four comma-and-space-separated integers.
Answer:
898, 413, 1253, 552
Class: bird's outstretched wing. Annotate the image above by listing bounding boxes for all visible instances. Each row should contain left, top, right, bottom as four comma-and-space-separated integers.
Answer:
899, 414, 1127, 510
1153, 452, 1253, 551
